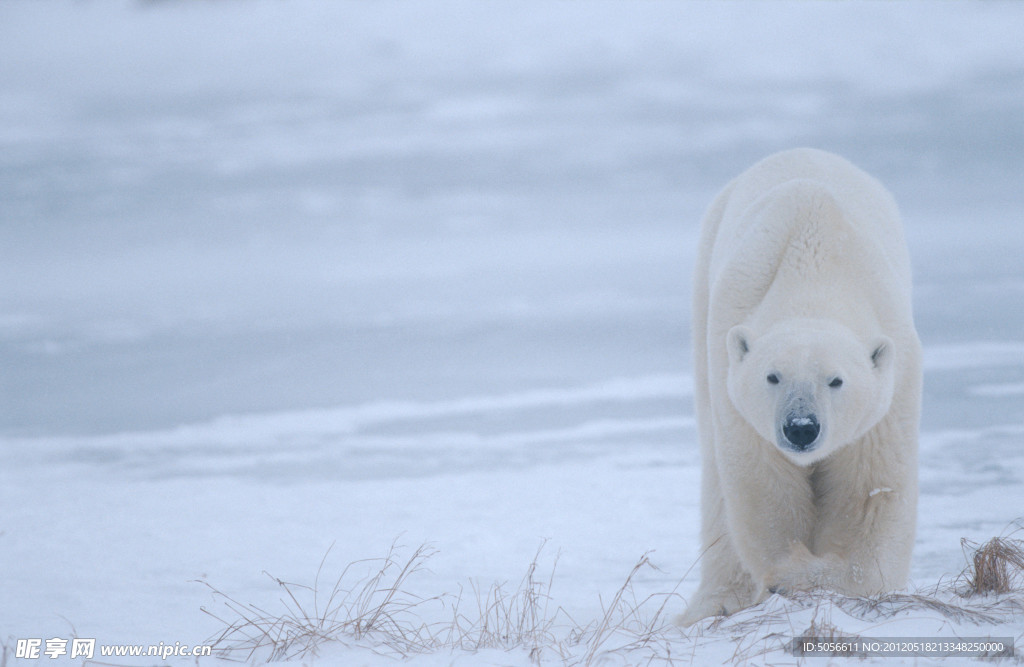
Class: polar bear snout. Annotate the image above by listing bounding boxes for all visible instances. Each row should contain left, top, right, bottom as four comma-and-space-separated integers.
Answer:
782, 413, 820, 450
774, 385, 824, 454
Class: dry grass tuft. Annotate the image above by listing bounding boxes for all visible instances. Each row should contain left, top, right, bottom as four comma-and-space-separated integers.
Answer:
577, 552, 684, 664
443, 541, 563, 656
196, 540, 442, 661
837, 585, 1021, 625
197, 525, 1024, 664
790, 604, 860, 658
198, 540, 683, 664
959, 528, 1024, 596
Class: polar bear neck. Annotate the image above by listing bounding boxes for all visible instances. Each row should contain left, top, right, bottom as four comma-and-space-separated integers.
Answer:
760, 228, 879, 328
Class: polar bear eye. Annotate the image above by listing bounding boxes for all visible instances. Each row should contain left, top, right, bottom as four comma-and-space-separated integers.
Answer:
766, 373, 780, 385
829, 377, 844, 388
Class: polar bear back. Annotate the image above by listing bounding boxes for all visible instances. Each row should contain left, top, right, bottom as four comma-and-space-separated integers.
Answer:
703, 148, 913, 335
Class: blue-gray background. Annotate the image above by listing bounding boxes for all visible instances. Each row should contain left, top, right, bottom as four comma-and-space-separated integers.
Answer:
2, 1, 1022, 439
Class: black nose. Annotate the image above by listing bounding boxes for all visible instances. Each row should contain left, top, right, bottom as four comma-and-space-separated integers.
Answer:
783, 414, 820, 450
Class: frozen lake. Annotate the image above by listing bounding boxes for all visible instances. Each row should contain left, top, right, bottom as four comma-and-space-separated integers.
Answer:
1, 2, 1023, 663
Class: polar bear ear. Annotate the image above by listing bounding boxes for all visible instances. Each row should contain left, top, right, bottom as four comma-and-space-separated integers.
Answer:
727, 326, 754, 364
870, 336, 895, 372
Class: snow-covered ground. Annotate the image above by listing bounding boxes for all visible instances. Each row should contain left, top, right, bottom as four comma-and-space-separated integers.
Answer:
2, 1, 1023, 664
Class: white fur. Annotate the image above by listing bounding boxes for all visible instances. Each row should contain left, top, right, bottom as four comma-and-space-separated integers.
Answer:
679, 148, 922, 626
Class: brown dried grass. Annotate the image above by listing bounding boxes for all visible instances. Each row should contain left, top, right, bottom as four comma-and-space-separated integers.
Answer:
789, 605, 861, 658
197, 541, 685, 664
197, 525, 1024, 664
196, 541, 443, 661
959, 528, 1024, 596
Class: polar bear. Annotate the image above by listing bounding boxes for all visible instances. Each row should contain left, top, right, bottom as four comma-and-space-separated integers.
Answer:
679, 148, 922, 625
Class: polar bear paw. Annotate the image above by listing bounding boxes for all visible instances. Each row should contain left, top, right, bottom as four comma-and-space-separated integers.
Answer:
765, 542, 844, 595
676, 585, 760, 626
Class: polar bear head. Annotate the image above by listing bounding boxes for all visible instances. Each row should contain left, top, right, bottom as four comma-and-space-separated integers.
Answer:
725, 319, 895, 465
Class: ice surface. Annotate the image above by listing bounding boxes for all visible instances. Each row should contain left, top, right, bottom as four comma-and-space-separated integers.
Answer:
1, 1, 1023, 664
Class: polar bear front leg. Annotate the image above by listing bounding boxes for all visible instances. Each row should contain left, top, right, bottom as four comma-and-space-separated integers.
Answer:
764, 482, 914, 597
678, 459, 761, 625
804, 424, 918, 595
722, 425, 917, 598
715, 419, 818, 599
